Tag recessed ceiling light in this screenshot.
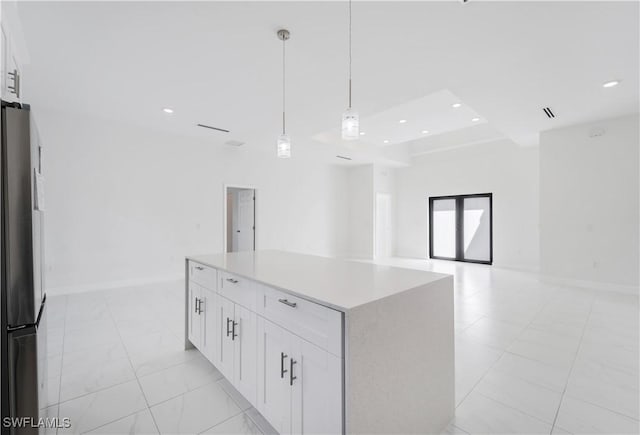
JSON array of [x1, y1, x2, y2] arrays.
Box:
[[399, 119, 407, 124], [163, 107, 174, 114], [383, 140, 389, 144], [471, 117, 480, 122], [602, 80, 620, 88], [422, 130, 430, 134], [359, 132, 366, 135], [452, 103, 462, 108]]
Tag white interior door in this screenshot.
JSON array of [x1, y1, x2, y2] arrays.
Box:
[[375, 193, 392, 259], [230, 188, 255, 252]]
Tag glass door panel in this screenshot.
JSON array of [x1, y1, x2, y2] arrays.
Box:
[[431, 198, 457, 259], [463, 197, 492, 262]]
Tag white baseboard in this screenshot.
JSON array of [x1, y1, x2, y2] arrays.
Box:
[[540, 275, 639, 296], [46, 274, 184, 296]]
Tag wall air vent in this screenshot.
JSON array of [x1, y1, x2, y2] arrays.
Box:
[[224, 140, 245, 147], [196, 123, 230, 133], [336, 155, 352, 160], [542, 107, 555, 118]]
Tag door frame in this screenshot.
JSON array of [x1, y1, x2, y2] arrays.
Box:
[[223, 184, 257, 253], [428, 192, 493, 265]]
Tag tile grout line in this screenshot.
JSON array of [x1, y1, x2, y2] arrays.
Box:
[[103, 296, 162, 435], [549, 292, 596, 432], [455, 294, 556, 410], [196, 408, 247, 435]]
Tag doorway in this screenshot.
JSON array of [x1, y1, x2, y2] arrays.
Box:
[[428, 193, 492, 264], [375, 193, 392, 259], [225, 187, 255, 252]]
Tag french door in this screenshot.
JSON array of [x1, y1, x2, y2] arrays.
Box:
[[429, 193, 492, 265]]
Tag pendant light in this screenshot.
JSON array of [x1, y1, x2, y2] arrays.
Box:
[[341, 0, 359, 140], [277, 29, 291, 158]]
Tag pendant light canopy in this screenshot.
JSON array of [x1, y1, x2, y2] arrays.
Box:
[[277, 29, 291, 158], [341, 0, 359, 140]]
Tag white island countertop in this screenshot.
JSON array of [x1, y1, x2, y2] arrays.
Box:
[[187, 250, 451, 312]]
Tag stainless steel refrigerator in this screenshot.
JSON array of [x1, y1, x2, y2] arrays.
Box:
[[1, 101, 47, 434]]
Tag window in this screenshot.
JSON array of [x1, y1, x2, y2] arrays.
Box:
[[429, 193, 492, 264]]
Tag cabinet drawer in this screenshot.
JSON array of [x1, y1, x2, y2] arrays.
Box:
[[188, 261, 217, 290], [219, 271, 258, 312], [260, 285, 342, 357]]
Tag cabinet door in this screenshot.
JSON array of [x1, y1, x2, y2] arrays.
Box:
[[216, 296, 235, 380], [187, 281, 202, 348], [200, 288, 217, 364], [291, 338, 343, 435], [233, 304, 257, 406], [257, 318, 293, 435]]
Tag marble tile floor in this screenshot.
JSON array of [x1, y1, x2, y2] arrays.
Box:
[[44, 260, 639, 434]]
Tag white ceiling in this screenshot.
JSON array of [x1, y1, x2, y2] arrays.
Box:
[[12, 0, 640, 166], [312, 89, 487, 147]]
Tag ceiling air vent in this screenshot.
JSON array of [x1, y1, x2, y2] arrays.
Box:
[[224, 140, 244, 147], [542, 107, 555, 119], [196, 123, 230, 133]]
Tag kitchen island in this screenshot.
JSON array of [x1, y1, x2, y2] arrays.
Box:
[[184, 250, 454, 434]]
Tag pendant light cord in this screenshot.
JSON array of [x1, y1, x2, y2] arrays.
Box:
[[282, 35, 286, 135], [348, 0, 352, 109]]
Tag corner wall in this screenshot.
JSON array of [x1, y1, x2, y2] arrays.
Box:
[[540, 114, 639, 291]]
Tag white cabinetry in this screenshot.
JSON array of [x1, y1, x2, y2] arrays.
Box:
[[257, 317, 342, 435], [200, 287, 217, 363], [187, 280, 217, 363], [214, 294, 258, 404], [188, 281, 202, 347], [233, 303, 257, 404], [186, 260, 343, 434], [291, 338, 342, 435], [257, 318, 294, 434], [215, 295, 235, 380]]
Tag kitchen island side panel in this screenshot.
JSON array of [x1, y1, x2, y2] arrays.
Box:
[[345, 276, 454, 434]]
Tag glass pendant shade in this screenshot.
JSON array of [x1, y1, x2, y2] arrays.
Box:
[[341, 107, 359, 140], [277, 134, 291, 158]]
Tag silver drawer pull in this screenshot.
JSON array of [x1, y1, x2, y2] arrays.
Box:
[[195, 266, 204, 271], [226, 278, 239, 284], [278, 298, 297, 308]]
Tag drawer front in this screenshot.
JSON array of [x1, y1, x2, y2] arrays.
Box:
[[260, 285, 342, 357], [188, 261, 217, 290], [219, 271, 258, 311]]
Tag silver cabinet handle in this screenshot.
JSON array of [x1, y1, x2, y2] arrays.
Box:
[[197, 298, 204, 315], [226, 317, 233, 337], [195, 266, 204, 271], [280, 352, 288, 378], [278, 299, 297, 308], [226, 278, 239, 284], [8, 69, 19, 98], [194, 298, 199, 313], [232, 321, 238, 341], [289, 359, 297, 386]]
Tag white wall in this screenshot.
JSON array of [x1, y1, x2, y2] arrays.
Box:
[[36, 108, 349, 293], [540, 114, 639, 290], [347, 165, 374, 259], [395, 140, 540, 271]]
